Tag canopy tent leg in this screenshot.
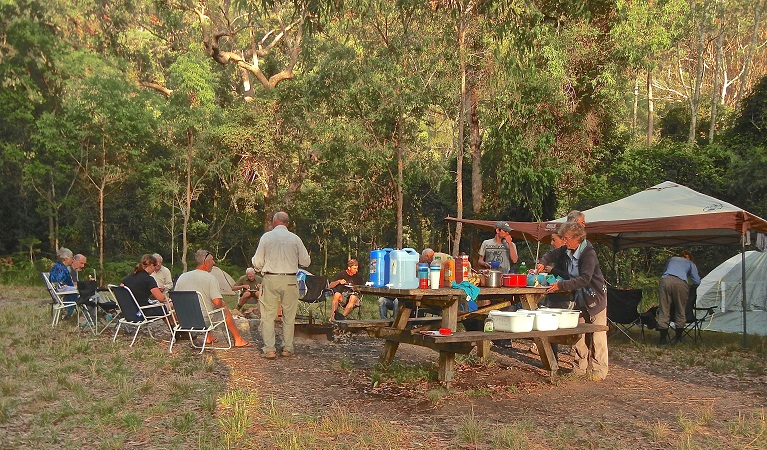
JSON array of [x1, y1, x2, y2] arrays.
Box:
[[741, 238, 748, 348]]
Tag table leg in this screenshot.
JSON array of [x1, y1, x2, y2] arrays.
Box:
[[523, 293, 559, 375], [379, 302, 413, 367], [477, 340, 491, 359], [436, 299, 459, 384]]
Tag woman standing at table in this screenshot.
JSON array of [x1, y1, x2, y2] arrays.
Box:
[[544, 221, 608, 380]]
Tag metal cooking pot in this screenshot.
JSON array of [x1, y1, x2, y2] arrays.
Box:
[[481, 270, 503, 287]]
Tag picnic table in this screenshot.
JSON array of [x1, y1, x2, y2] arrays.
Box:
[[354, 285, 608, 385]]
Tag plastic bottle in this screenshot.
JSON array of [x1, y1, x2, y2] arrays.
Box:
[[417, 263, 429, 289], [518, 262, 527, 274], [443, 257, 455, 287], [484, 316, 494, 332], [429, 257, 442, 289]]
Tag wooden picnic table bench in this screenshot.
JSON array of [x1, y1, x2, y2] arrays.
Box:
[[355, 285, 609, 386], [333, 316, 442, 330]]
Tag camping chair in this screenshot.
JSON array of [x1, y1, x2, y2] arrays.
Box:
[[42, 272, 79, 327], [298, 274, 332, 324], [606, 288, 646, 344], [679, 286, 715, 343], [168, 291, 231, 353], [108, 284, 173, 346]]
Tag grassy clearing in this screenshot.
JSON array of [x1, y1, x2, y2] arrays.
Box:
[[4, 284, 767, 448]]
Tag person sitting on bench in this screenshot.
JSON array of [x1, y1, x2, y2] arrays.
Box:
[[329, 259, 364, 321]]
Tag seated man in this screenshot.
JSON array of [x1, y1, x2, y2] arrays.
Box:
[[175, 249, 253, 347], [69, 254, 88, 283], [232, 267, 262, 310], [378, 297, 398, 320], [329, 259, 364, 321], [151, 253, 174, 295]]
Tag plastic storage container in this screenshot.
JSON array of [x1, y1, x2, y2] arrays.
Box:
[[530, 310, 560, 331], [389, 248, 419, 289], [489, 310, 535, 332], [538, 308, 580, 328]]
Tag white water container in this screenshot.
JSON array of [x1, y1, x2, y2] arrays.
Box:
[[539, 308, 580, 329], [389, 248, 419, 289]]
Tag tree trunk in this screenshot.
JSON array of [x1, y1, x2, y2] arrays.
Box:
[[453, 24, 467, 257], [735, 0, 765, 110], [182, 136, 193, 272], [647, 69, 654, 146], [632, 77, 639, 141], [688, 3, 706, 145], [709, 26, 724, 144], [396, 114, 404, 249]]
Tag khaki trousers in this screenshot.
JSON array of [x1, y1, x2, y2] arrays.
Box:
[[259, 274, 299, 353], [573, 308, 608, 380]]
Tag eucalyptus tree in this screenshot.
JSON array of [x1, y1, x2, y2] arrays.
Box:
[[35, 52, 158, 276], [0, 0, 70, 253]]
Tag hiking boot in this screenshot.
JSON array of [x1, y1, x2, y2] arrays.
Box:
[[658, 328, 669, 345], [261, 351, 277, 360], [281, 350, 294, 357]]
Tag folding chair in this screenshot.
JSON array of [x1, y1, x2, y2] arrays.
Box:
[[41, 272, 79, 327], [679, 286, 715, 343], [298, 274, 332, 324], [606, 287, 645, 344], [168, 291, 231, 353], [108, 284, 172, 346]]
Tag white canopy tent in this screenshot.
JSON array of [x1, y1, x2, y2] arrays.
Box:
[[446, 181, 767, 342]]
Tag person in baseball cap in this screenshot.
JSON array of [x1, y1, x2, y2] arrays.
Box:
[[478, 220, 519, 273], [495, 221, 513, 232]]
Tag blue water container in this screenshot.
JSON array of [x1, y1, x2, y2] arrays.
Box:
[[369, 248, 393, 287], [389, 248, 419, 289]]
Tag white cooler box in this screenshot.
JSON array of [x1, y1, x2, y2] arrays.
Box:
[[488, 310, 535, 333]]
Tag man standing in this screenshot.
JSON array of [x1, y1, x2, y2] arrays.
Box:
[[232, 267, 262, 310], [329, 259, 364, 321], [252, 211, 311, 359], [477, 221, 519, 273], [151, 253, 174, 294], [657, 250, 701, 345], [175, 249, 253, 348]]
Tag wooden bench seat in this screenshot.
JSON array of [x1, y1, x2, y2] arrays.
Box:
[[334, 316, 442, 330], [420, 323, 608, 345]]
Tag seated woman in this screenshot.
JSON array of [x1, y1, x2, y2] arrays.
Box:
[[121, 254, 174, 325], [49, 247, 78, 315]]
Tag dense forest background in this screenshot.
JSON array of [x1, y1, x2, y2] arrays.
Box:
[[2, 0, 766, 283]]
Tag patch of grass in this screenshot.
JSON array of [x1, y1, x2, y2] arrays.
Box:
[[458, 407, 485, 446], [492, 420, 534, 449], [467, 387, 493, 397], [383, 361, 436, 383], [172, 411, 196, 433], [219, 389, 257, 445], [426, 388, 450, 404], [707, 358, 733, 373], [0, 397, 15, 423], [648, 419, 672, 443], [729, 408, 766, 442], [121, 412, 142, 432]]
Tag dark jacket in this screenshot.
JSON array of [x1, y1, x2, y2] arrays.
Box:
[[544, 241, 607, 318], [538, 246, 570, 280]]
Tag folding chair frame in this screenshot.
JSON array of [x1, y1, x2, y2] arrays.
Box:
[[168, 291, 231, 354], [108, 284, 173, 346], [606, 288, 645, 345], [298, 275, 332, 324], [42, 272, 79, 328]]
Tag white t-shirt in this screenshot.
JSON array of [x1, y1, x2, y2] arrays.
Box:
[[175, 269, 222, 314]]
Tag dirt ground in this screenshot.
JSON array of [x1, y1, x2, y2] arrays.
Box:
[[220, 317, 767, 448]]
